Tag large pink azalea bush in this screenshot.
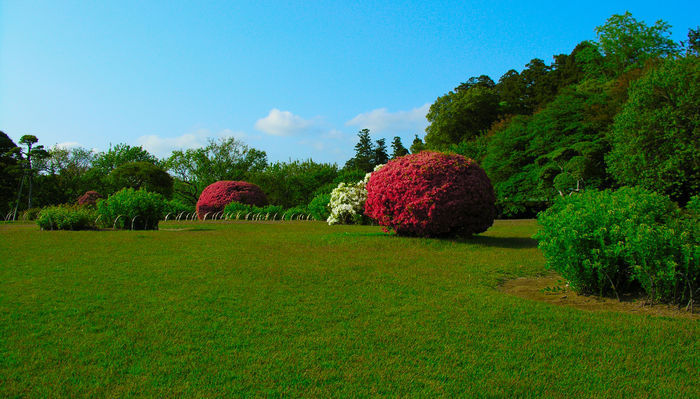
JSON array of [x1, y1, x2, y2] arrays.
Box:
[[365, 151, 495, 237], [196, 181, 267, 219]]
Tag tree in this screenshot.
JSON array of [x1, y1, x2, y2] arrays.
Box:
[[424, 86, 500, 149], [594, 12, 678, 76], [607, 56, 700, 204], [109, 161, 174, 198], [344, 129, 375, 172], [0, 132, 22, 216], [373, 138, 389, 166], [20, 146, 100, 207], [92, 143, 159, 175], [456, 75, 495, 92], [391, 136, 409, 158], [249, 160, 339, 208], [166, 137, 267, 205], [410, 134, 426, 154], [14, 135, 48, 215], [684, 27, 700, 56]]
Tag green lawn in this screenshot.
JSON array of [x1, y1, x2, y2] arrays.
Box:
[[0, 220, 697, 397]]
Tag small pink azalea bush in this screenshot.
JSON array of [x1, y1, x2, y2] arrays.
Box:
[[365, 151, 496, 237], [76, 190, 103, 207], [196, 181, 267, 219]]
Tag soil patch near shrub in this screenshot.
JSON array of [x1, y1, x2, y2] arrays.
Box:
[[500, 274, 698, 319]]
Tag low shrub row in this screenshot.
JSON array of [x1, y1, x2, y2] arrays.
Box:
[[535, 188, 698, 305], [37, 205, 97, 230], [223, 202, 312, 220]]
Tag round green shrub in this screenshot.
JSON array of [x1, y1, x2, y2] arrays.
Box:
[[37, 205, 97, 230], [307, 193, 331, 221], [97, 188, 166, 230], [534, 187, 698, 304]]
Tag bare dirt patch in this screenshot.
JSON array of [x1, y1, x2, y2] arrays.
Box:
[[500, 274, 698, 319]]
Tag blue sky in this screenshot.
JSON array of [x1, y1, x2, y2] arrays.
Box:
[[1, 1, 697, 164]]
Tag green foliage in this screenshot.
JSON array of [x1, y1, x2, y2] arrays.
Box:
[[535, 188, 698, 304], [0, 131, 22, 214], [307, 193, 331, 221], [449, 135, 490, 164], [686, 195, 700, 213], [282, 205, 308, 220], [222, 202, 286, 219], [109, 161, 174, 198], [594, 12, 678, 76], [97, 188, 166, 230], [425, 86, 500, 149], [164, 199, 194, 217], [345, 129, 376, 172], [409, 134, 426, 154], [20, 207, 42, 221], [483, 80, 613, 215], [92, 143, 159, 175], [36, 205, 96, 230], [390, 136, 409, 158], [250, 159, 338, 209], [373, 138, 389, 166], [607, 56, 700, 204]]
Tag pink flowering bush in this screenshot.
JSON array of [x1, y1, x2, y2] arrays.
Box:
[[365, 151, 496, 237], [77, 190, 103, 207], [196, 181, 267, 219]]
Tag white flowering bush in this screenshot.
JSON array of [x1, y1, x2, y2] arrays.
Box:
[[327, 165, 383, 225]]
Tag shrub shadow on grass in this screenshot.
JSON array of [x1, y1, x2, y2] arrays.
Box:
[[454, 235, 538, 249]]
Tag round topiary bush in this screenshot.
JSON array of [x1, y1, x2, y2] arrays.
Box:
[[77, 190, 103, 207], [365, 151, 495, 237], [196, 181, 267, 219]]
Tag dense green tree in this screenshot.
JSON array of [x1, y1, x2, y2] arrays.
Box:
[[594, 12, 678, 76], [607, 56, 700, 204], [92, 143, 159, 175], [449, 135, 490, 164], [424, 86, 500, 148], [409, 134, 426, 153], [483, 80, 613, 216], [344, 129, 375, 172], [496, 69, 526, 115], [373, 138, 389, 166], [109, 161, 174, 198], [33, 146, 98, 205], [685, 27, 700, 55], [0, 132, 22, 216], [390, 136, 409, 158], [250, 160, 339, 208], [456, 75, 495, 92]]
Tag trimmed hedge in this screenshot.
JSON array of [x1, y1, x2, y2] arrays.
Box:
[[535, 187, 699, 304], [365, 151, 496, 237], [37, 205, 97, 230]]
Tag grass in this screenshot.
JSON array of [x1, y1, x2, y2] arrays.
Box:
[[0, 220, 697, 397]]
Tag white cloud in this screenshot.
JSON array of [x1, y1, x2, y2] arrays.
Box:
[[346, 103, 430, 133], [54, 141, 81, 149], [137, 129, 246, 158], [254, 109, 319, 136]]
